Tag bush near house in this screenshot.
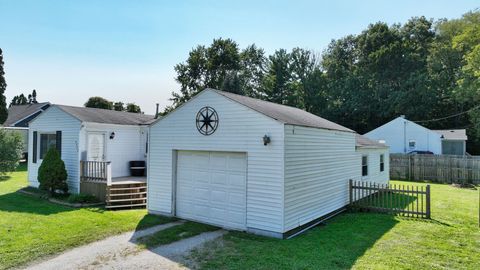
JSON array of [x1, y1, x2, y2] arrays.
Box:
[[37, 148, 68, 195], [0, 129, 23, 175]]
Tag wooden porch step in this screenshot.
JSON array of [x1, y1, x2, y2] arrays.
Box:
[[107, 186, 147, 191], [105, 203, 147, 209], [105, 181, 147, 210], [108, 191, 147, 197], [107, 197, 146, 203]]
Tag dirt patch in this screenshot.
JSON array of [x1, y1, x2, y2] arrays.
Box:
[[182, 235, 228, 269], [451, 183, 477, 190]]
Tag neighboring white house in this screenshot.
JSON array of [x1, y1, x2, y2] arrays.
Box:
[[28, 105, 154, 193], [355, 134, 390, 184], [432, 129, 468, 156], [147, 88, 389, 238], [364, 116, 468, 155], [1, 102, 50, 156]]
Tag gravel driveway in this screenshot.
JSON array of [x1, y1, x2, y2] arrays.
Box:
[[22, 221, 225, 270]]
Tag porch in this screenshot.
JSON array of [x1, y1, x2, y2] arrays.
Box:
[[80, 161, 147, 209]]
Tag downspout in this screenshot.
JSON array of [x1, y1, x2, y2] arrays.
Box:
[[403, 120, 407, 153]]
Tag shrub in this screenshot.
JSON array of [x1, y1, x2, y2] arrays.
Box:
[[67, 193, 100, 204], [0, 129, 23, 175], [38, 147, 68, 195]]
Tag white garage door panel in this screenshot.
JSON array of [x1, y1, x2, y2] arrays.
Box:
[[176, 151, 247, 230]]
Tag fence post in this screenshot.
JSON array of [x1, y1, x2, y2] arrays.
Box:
[[349, 179, 353, 206], [425, 184, 431, 219]]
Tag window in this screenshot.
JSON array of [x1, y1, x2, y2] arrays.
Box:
[[362, 155, 368, 176], [380, 154, 385, 172], [409, 140, 416, 149], [40, 133, 57, 159]]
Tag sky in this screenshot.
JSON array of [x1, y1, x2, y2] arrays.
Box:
[[1, 0, 478, 114]]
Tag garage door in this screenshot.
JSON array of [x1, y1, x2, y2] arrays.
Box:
[[176, 151, 247, 230]]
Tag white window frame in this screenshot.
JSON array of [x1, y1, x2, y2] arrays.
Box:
[[362, 155, 368, 177]]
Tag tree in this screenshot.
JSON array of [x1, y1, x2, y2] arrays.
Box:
[[0, 129, 23, 175], [113, 101, 125, 111], [168, 38, 266, 112], [84, 97, 113, 110], [37, 147, 68, 195], [10, 90, 39, 106], [9, 94, 28, 106], [125, 103, 141, 113], [0, 48, 7, 124], [261, 49, 295, 105]]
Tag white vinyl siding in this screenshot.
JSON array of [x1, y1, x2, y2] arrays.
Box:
[[365, 117, 442, 154], [356, 148, 389, 185], [148, 90, 285, 233], [28, 106, 81, 193], [80, 123, 147, 178], [283, 125, 358, 232]]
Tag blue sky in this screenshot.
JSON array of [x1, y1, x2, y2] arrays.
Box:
[[1, 0, 478, 114]]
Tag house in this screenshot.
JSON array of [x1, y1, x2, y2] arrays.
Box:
[[28, 105, 155, 207], [1, 102, 50, 157], [147, 88, 389, 238], [432, 129, 467, 156], [364, 116, 468, 155]]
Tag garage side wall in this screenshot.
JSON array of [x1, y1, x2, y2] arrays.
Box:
[[356, 148, 390, 185], [148, 90, 285, 233], [28, 107, 81, 193], [284, 125, 357, 232]]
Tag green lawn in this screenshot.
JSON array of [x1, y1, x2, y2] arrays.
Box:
[[0, 164, 175, 270], [189, 181, 480, 270]]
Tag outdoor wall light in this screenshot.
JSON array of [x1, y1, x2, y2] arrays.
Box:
[[110, 132, 115, 140], [263, 135, 271, 146]]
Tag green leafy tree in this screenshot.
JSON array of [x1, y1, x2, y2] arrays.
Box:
[[261, 49, 295, 105], [10, 90, 38, 106], [84, 97, 113, 110], [0, 129, 23, 175], [9, 94, 28, 106], [113, 101, 125, 111], [125, 103, 141, 113], [0, 48, 7, 124], [168, 38, 266, 112], [37, 147, 68, 195]]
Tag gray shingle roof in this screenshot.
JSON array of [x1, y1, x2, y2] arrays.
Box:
[[2, 102, 50, 127], [433, 129, 468, 141], [211, 89, 354, 133], [355, 134, 388, 149], [56, 105, 155, 125]]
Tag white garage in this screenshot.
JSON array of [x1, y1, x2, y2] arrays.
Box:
[[147, 88, 389, 238], [176, 151, 247, 230]]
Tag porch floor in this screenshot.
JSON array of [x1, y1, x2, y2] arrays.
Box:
[[111, 176, 147, 185]]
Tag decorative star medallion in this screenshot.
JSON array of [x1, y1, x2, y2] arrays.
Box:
[[196, 106, 219, 135]]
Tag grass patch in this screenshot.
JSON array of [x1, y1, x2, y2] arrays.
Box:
[[0, 165, 176, 270], [188, 181, 480, 270], [137, 221, 219, 249]]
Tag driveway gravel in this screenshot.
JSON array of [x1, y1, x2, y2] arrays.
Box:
[[22, 221, 225, 270]]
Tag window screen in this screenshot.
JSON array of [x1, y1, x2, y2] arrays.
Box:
[[362, 155, 368, 176], [40, 134, 57, 159]]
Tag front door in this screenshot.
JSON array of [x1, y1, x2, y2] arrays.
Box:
[[87, 133, 106, 161]]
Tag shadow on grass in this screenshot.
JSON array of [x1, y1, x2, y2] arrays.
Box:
[[0, 175, 11, 182], [188, 213, 400, 270], [0, 191, 75, 215]]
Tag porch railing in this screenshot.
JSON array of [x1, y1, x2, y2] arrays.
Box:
[[80, 161, 112, 186]]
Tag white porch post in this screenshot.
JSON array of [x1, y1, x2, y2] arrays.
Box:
[[106, 161, 112, 186]]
